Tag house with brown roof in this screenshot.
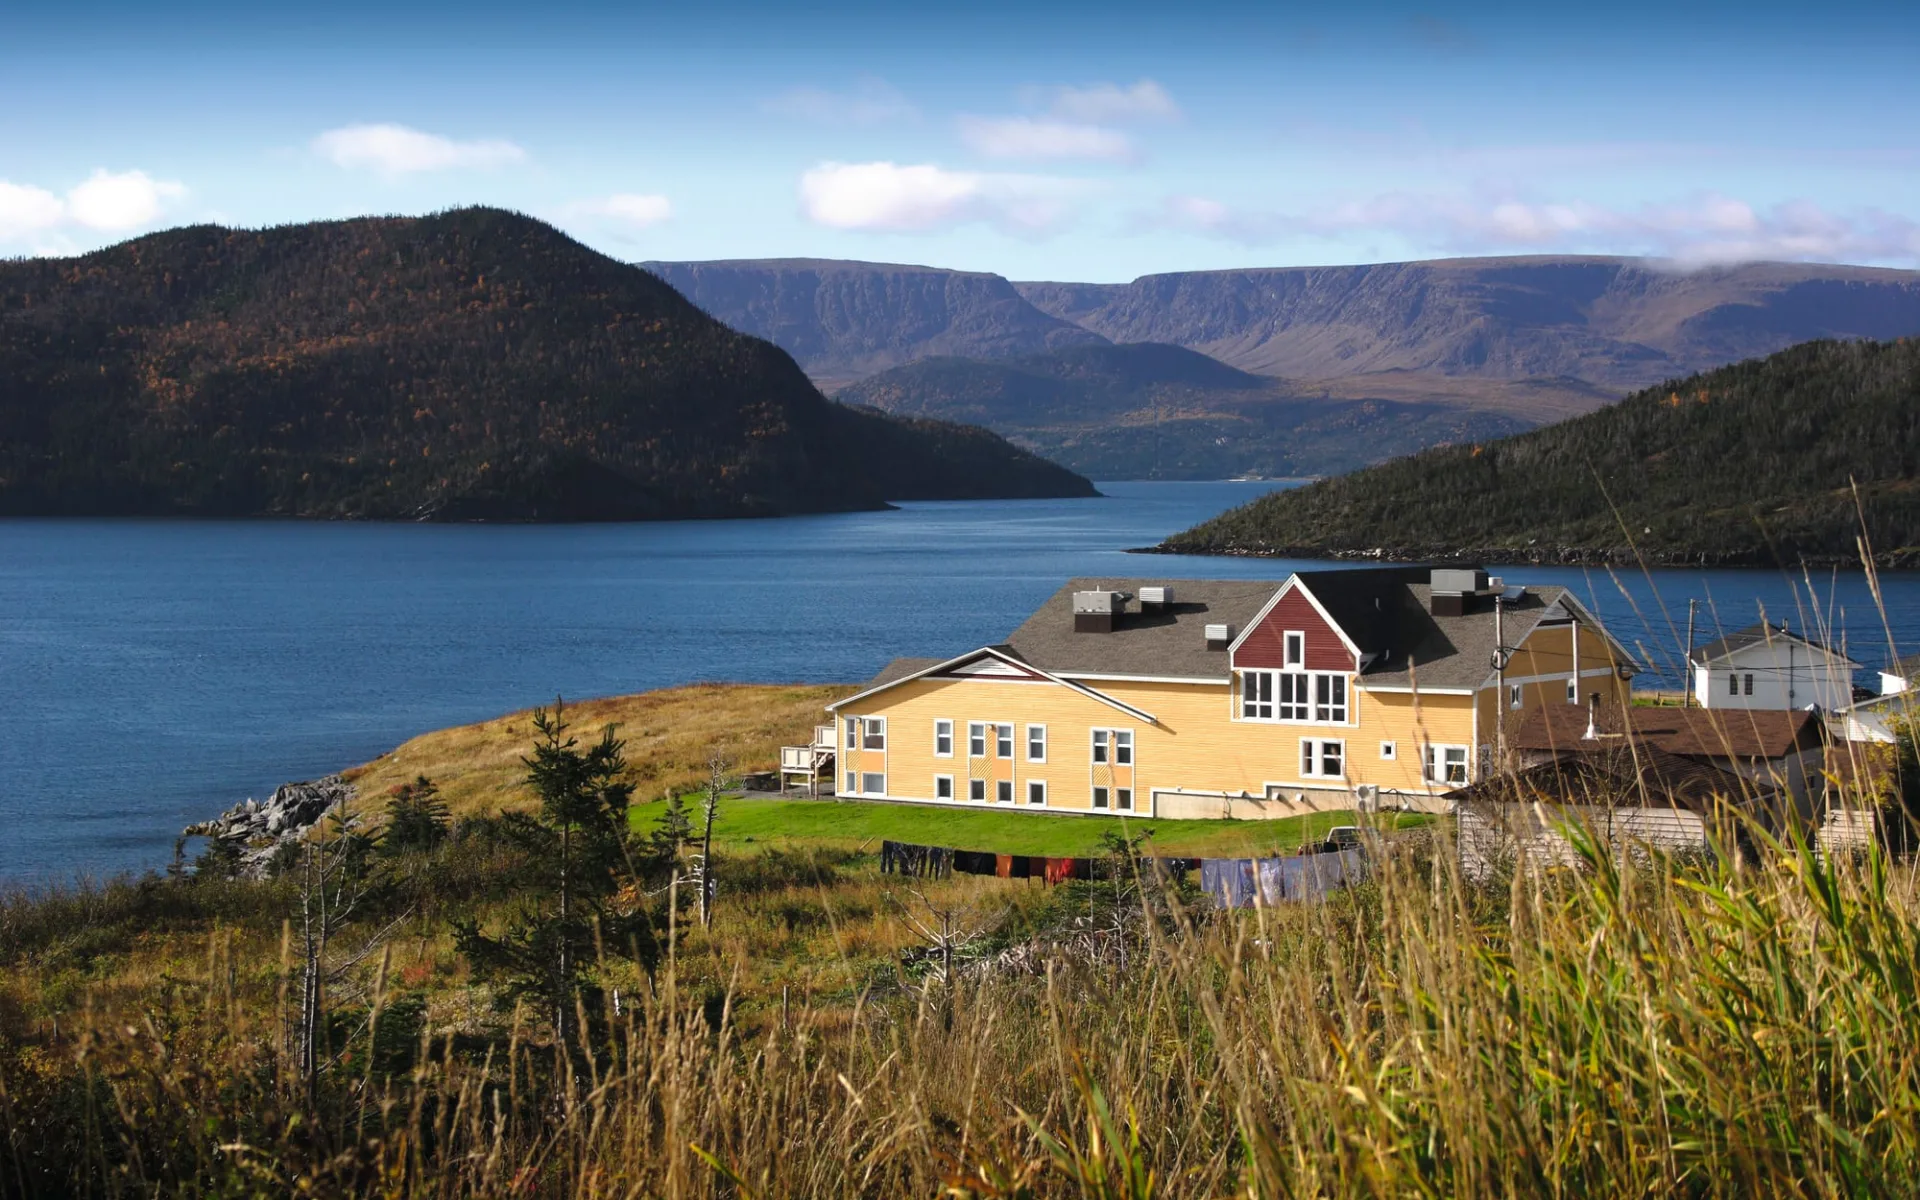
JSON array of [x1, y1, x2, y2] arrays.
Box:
[[1450, 699, 1828, 875], [819, 566, 1637, 819]]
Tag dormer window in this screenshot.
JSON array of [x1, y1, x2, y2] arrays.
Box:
[[1283, 631, 1305, 669]]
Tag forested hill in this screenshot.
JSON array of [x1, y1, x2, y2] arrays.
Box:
[[1156, 338, 1920, 568], [0, 209, 1093, 521]]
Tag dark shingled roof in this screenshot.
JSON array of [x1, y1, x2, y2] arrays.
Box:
[[1689, 621, 1856, 666], [1449, 745, 1764, 810], [862, 657, 944, 689], [997, 571, 1600, 691], [1514, 702, 1821, 761]]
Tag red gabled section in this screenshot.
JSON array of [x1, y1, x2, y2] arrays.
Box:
[[1233, 585, 1356, 672]]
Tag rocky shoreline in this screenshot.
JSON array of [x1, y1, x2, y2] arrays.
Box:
[[1132, 542, 1919, 570], [182, 775, 357, 877]]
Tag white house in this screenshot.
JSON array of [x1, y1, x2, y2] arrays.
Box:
[[1879, 652, 1920, 697], [1688, 622, 1859, 712]]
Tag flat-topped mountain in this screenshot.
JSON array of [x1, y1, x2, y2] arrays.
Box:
[[640, 257, 1107, 389], [1156, 337, 1920, 568], [0, 210, 1093, 520], [838, 342, 1532, 479], [1014, 257, 1920, 393]]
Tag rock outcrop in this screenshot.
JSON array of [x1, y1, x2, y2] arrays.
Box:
[[183, 775, 356, 875]]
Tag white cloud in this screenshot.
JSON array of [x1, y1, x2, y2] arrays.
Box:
[[0, 181, 66, 239], [1044, 79, 1180, 123], [766, 78, 917, 125], [0, 170, 187, 247], [1155, 190, 1920, 264], [66, 169, 187, 231], [957, 116, 1134, 162], [564, 193, 673, 227], [312, 123, 526, 175], [798, 161, 1086, 234]]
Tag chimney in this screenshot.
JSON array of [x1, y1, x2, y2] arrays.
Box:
[[1139, 585, 1173, 615], [1073, 590, 1127, 634], [1428, 567, 1490, 616], [1584, 692, 1601, 741]]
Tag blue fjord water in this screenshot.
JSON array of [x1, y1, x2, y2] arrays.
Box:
[[5, 479, 1919, 883]]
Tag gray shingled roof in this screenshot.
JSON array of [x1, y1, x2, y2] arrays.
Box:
[[862, 657, 944, 689], [996, 572, 1591, 692], [1689, 621, 1856, 666]]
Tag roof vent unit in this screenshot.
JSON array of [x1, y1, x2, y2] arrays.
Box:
[[1429, 567, 1492, 617], [1073, 589, 1128, 634], [1138, 585, 1173, 614], [1205, 622, 1232, 650]]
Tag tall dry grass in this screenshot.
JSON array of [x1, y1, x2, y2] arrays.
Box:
[[8, 822, 1920, 1198]]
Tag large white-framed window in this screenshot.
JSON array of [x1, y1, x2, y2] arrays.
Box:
[[934, 719, 954, 758], [969, 778, 987, 802], [1424, 744, 1470, 786], [1314, 674, 1348, 722], [1283, 630, 1305, 668], [1241, 669, 1345, 723], [935, 775, 954, 801], [1026, 724, 1047, 762], [1279, 672, 1311, 721], [996, 779, 1014, 804], [995, 723, 1015, 759], [968, 721, 987, 757], [1241, 670, 1275, 719], [861, 772, 886, 795], [844, 717, 858, 750], [860, 717, 886, 751], [1300, 738, 1345, 779], [1027, 779, 1047, 806]]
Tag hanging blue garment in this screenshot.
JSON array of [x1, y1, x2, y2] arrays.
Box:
[[1256, 858, 1285, 905], [1201, 858, 1257, 908]]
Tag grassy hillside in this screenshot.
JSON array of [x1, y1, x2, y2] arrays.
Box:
[[839, 342, 1532, 479], [0, 209, 1092, 520], [1160, 337, 1920, 566]]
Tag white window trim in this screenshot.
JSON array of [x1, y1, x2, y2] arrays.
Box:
[[1283, 629, 1306, 669], [860, 771, 887, 796], [1237, 668, 1352, 726], [934, 774, 954, 801], [934, 718, 954, 758], [968, 777, 987, 803], [844, 770, 857, 795], [860, 716, 887, 751], [1423, 743, 1472, 787], [1114, 786, 1134, 812], [1026, 723, 1047, 763], [994, 722, 1016, 760], [1299, 737, 1346, 779], [1092, 785, 1110, 809], [967, 721, 987, 758], [1026, 779, 1047, 806], [1380, 740, 1397, 761], [844, 716, 858, 750], [996, 778, 1015, 805]]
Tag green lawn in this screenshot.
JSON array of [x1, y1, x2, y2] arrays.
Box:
[[633, 795, 1430, 858]]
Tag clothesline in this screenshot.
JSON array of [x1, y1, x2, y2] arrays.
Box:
[[877, 838, 1369, 905]]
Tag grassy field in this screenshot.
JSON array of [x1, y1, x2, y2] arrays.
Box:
[[638, 793, 1427, 857], [344, 682, 850, 818]]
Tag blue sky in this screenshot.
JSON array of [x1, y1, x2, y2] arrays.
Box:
[[3, 0, 1918, 280]]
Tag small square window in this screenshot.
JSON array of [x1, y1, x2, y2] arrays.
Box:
[[1092, 786, 1109, 809], [1380, 741, 1397, 761], [862, 718, 886, 750], [935, 775, 954, 800], [861, 772, 886, 795], [969, 778, 986, 802], [1027, 780, 1046, 806], [997, 779, 1014, 804], [1115, 788, 1132, 811]]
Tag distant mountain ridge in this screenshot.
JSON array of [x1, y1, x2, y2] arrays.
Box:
[[640, 258, 1106, 389], [838, 343, 1531, 480], [0, 210, 1094, 520], [1155, 338, 1920, 568], [1014, 257, 1920, 392]]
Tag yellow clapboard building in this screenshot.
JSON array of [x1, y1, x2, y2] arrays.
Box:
[[824, 566, 1637, 818]]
